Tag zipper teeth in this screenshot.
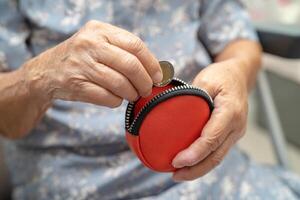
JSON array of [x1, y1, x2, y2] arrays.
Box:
[[125, 78, 213, 133]]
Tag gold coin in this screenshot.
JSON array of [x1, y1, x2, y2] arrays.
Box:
[[154, 61, 174, 87]]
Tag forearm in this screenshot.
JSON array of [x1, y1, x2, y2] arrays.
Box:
[[214, 39, 262, 91], [0, 66, 51, 139]]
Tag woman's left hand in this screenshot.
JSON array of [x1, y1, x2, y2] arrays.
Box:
[[172, 58, 249, 181]]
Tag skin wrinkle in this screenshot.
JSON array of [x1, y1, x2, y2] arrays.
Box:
[[0, 20, 163, 138], [61, 54, 70, 62]]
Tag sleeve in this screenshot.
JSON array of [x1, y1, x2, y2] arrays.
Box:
[[0, 0, 31, 71], [197, 0, 258, 57]]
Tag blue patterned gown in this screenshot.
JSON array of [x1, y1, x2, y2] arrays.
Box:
[[0, 0, 300, 199]]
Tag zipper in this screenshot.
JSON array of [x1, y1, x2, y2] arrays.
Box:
[[125, 78, 214, 135]]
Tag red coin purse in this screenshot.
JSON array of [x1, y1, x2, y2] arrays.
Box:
[[125, 78, 214, 172]]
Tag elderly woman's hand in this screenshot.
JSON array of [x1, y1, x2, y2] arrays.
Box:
[[25, 20, 162, 107], [0, 20, 163, 138], [171, 58, 249, 181]]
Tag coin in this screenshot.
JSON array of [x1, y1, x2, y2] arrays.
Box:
[[154, 61, 174, 87]]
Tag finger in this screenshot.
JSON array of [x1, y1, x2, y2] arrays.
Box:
[[103, 24, 163, 83], [172, 104, 233, 168], [95, 43, 153, 97], [72, 82, 123, 108], [88, 62, 139, 102], [192, 74, 219, 99], [172, 132, 238, 182]]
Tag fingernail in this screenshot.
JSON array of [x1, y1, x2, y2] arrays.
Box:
[[153, 71, 163, 83], [172, 163, 179, 168], [172, 161, 183, 169]]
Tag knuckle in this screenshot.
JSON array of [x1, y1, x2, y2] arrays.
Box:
[[71, 79, 85, 93], [100, 42, 110, 52], [66, 56, 81, 68], [128, 36, 145, 54], [94, 64, 107, 79], [66, 80, 86, 101], [123, 55, 141, 76], [72, 35, 94, 51], [85, 20, 101, 28], [204, 137, 221, 152], [194, 75, 211, 88]]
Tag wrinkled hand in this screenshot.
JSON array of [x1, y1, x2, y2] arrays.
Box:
[[25, 20, 162, 107], [172, 59, 249, 181]]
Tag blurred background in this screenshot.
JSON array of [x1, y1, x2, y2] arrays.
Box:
[[0, 0, 300, 198], [238, 0, 300, 174]]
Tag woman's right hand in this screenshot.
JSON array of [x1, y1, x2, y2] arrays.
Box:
[[24, 20, 163, 107]]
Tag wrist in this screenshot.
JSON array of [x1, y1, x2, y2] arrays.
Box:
[[20, 55, 54, 106], [0, 66, 52, 138], [225, 57, 256, 92], [215, 40, 262, 91]]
